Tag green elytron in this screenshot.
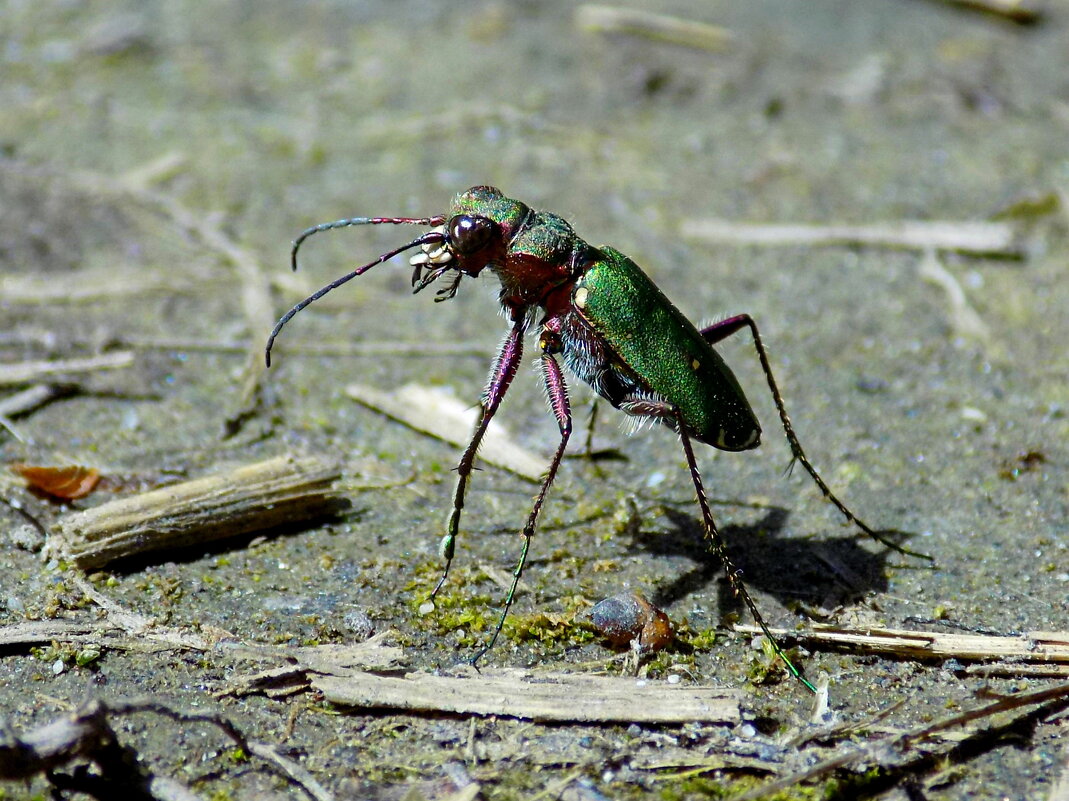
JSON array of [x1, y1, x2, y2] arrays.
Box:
[[267, 186, 929, 691]]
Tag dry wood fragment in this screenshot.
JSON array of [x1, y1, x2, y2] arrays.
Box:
[[53, 455, 346, 568], [736, 624, 1069, 667], [313, 666, 741, 724], [918, 248, 990, 342], [220, 633, 406, 698], [0, 384, 76, 417], [125, 335, 487, 357], [0, 615, 405, 676], [346, 383, 546, 481], [735, 682, 1069, 801], [0, 352, 134, 386], [928, 0, 1043, 24], [966, 663, 1069, 679], [0, 618, 145, 650], [681, 218, 1023, 257], [576, 5, 734, 51], [0, 697, 336, 801]]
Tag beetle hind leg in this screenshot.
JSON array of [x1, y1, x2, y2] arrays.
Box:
[[701, 316, 932, 562], [674, 408, 817, 693]]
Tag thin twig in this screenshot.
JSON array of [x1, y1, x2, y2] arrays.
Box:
[[0, 413, 21, 441], [681, 218, 1024, 257], [0, 383, 77, 417], [925, 0, 1043, 24], [0, 698, 336, 801], [917, 249, 990, 342], [0, 352, 134, 386], [575, 5, 734, 51], [120, 335, 487, 358], [735, 624, 1069, 667], [244, 741, 336, 801], [0, 270, 209, 304]]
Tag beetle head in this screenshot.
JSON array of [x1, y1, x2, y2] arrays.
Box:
[[410, 186, 529, 279]]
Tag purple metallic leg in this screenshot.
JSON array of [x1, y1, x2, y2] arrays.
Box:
[[472, 353, 573, 664], [432, 315, 527, 599]]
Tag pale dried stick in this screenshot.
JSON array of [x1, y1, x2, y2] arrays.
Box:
[[917, 248, 990, 342], [928, 0, 1043, 24], [736, 623, 1069, 667], [313, 666, 741, 724], [576, 5, 734, 51], [0, 352, 134, 386], [346, 383, 546, 480], [53, 455, 345, 568], [681, 218, 1023, 257]]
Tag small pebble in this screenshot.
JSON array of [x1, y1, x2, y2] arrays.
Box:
[[342, 608, 375, 639]]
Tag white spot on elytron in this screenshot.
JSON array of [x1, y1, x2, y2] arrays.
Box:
[[691, 358, 700, 371], [575, 286, 589, 308], [715, 429, 728, 448]]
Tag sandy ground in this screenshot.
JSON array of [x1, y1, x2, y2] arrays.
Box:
[[1, 2, 1067, 799]]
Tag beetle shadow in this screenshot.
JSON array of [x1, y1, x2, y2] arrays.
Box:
[[626, 502, 892, 622]]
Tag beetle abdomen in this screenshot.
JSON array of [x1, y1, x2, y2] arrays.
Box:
[[571, 247, 761, 452]]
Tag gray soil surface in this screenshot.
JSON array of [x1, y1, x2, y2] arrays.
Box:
[[2, 2, 1067, 799]]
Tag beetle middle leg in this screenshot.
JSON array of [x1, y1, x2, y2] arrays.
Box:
[[471, 350, 573, 665], [700, 315, 931, 561]]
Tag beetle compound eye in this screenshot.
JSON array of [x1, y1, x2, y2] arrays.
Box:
[[449, 215, 494, 255]]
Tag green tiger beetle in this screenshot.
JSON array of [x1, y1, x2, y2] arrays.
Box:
[[266, 186, 931, 692]]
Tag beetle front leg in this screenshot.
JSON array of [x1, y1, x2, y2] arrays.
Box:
[[700, 315, 931, 561], [472, 351, 572, 664], [432, 314, 527, 600]]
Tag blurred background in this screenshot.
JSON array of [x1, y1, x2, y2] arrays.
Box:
[[2, 1, 1067, 799]]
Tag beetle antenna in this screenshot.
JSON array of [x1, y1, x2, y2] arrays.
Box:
[[291, 215, 446, 272], [266, 230, 445, 367]]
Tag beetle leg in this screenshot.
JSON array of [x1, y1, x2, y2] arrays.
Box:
[[431, 314, 527, 601], [700, 316, 931, 561], [699, 315, 750, 345], [674, 408, 817, 693], [472, 352, 572, 665], [579, 399, 596, 455]]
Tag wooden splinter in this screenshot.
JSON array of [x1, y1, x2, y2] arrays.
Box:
[[53, 455, 346, 569]]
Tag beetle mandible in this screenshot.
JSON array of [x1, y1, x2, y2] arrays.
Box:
[[266, 186, 929, 691]]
